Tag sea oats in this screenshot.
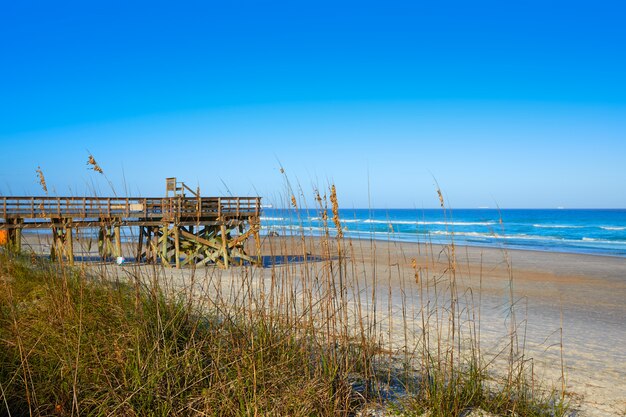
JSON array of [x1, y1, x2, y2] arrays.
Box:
[[35, 166, 48, 193], [437, 189, 445, 208], [87, 154, 104, 174], [330, 184, 342, 238]]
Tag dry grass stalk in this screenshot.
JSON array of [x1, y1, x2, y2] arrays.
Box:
[[35, 166, 47, 194], [330, 185, 342, 239], [0, 172, 571, 417]]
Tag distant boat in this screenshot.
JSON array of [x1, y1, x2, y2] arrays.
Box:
[[261, 203, 274, 209]]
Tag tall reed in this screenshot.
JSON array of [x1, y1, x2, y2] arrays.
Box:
[[0, 180, 570, 416]]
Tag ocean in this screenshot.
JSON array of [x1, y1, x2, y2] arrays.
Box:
[[260, 208, 626, 258]]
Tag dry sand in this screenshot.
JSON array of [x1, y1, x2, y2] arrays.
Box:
[[343, 239, 626, 417], [19, 233, 626, 416]]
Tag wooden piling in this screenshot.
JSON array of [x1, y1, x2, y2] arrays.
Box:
[[220, 224, 229, 269], [6, 218, 23, 253], [174, 225, 180, 269], [114, 223, 122, 258], [136, 226, 144, 263], [151, 226, 159, 263], [98, 226, 112, 260], [15, 225, 21, 253], [161, 224, 169, 266], [98, 226, 105, 259], [66, 224, 74, 266], [253, 221, 262, 266], [50, 226, 59, 261]]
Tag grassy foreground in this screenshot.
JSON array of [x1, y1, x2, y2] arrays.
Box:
[[0, 252, 358, 416], [0, 199, 570, 416]]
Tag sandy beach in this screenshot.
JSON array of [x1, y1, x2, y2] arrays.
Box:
[[256, 236, 626, 416], [20, 233, 626, 416], [345, 239, 626, 416]]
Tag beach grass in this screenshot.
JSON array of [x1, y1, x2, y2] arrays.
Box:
[[0, 251, 359, 416], [0, 185, 570, 416]]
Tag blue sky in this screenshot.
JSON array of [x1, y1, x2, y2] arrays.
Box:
[[1, 0, 625, 208]]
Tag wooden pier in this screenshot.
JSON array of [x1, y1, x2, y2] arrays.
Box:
[[0, 178, 261, 268]]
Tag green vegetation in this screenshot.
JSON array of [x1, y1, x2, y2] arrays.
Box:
[[0, 188, 570, 416], [0, 252, 357, 416]]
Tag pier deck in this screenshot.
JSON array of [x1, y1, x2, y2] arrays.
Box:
[[1, 196, 260, 227], [1, 194, 261, 269]]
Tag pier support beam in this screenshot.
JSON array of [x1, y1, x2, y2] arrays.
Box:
[[136, 226, 144, 263], [4, 218, 23, 253], [66, 223, 74, 266], [220, 224, 229, 269], [51, 226, 64, 262], [150, 226, 159, 263], [98, 225, 113, 260], [14, 226, 21, 253], [114, 222, 122, 258], [174, 225, 180, 269], [0, 218, 24, 252], [137, 226, 158, 264], [50, 221, 74, 265], [251, 217, 262, 266], [161, 224, 169, 266]]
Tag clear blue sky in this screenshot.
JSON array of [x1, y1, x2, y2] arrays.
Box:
[[1, 0, 625, 208]]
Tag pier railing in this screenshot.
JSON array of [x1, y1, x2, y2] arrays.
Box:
[[0, 196, 261, 224]]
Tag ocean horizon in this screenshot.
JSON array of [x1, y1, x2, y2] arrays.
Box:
[[260, 208, 626, 258]]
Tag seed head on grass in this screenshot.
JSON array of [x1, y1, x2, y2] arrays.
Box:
[[411, 258, 419, 284], [330, 184, 343, 238], [35, 166, 48, 193], [314, 190, 328, 221], [87, 154, 104, 174], [437, 189, 445, 209]]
